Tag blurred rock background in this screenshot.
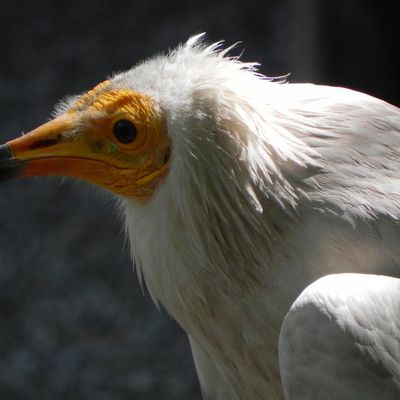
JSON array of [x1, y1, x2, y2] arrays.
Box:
[[0, 1, 398, 399]]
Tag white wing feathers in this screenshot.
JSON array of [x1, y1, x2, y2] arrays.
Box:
[[278, 84, 400, 221], [279, 274, 400, 400]]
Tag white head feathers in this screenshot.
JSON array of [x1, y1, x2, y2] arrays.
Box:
[[115, 35, 323, 308]]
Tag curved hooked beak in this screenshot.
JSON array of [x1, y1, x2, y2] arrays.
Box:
[[1, 116, 73, 180], [0, 115, 110, 184]]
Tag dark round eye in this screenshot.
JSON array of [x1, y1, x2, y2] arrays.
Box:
[[112, 119, 137, 144]]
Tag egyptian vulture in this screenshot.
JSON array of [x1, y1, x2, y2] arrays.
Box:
[[1, 35, 400, 399]]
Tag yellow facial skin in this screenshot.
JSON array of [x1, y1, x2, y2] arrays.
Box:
[[4, 82, 170, 201]]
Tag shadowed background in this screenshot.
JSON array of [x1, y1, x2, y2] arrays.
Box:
[[0, 1, 398, 399]]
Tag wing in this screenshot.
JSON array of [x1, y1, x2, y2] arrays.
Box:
[[276, 84, 400, 220], [279, 273, 400, 400]]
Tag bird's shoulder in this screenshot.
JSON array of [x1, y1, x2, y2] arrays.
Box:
[[270, 83, 400, 221]]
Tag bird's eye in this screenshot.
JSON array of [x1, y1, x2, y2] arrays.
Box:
[[112, 119, 137, 144]]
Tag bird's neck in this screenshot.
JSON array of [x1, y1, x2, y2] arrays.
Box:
[[122, 186, 303, 399]]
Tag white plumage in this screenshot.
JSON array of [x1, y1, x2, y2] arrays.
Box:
[[118, 36, 400, 399], [280, 274, 400, 399], [3, 35, 400, 399]]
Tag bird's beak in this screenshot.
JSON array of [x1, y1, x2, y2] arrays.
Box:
[[0, 115, 106, 183], [0, 114, 169, 199], [1, 116, 71, 179]]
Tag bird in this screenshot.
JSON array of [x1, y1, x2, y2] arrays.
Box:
[[1, 34, 400, 399]]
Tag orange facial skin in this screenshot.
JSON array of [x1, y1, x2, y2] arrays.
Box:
[[2, 83, 171, 201]]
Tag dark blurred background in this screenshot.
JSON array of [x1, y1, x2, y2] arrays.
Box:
[[0, 1, 398, 399]]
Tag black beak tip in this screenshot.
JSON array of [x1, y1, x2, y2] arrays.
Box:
[[0, 143, 25, 182], [0, 143, 13, 159]]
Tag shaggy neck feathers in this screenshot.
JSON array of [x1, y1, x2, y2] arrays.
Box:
[[120, 36, 320, 313]]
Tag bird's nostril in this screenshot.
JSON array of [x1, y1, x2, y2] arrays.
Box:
[[28, 137, 60, 150]]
